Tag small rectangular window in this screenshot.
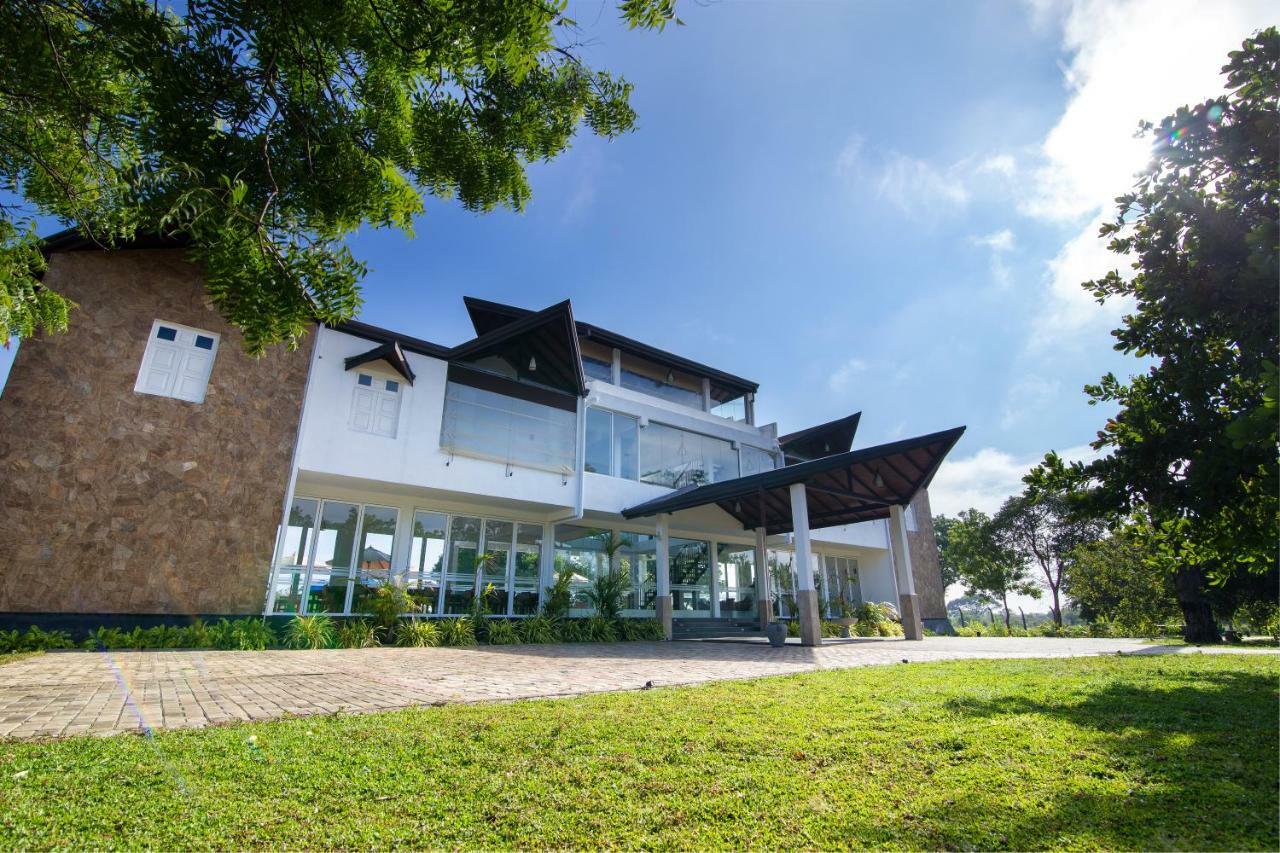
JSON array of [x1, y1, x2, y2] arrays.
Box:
[[135, 320, 219, 404], [357, 374, 373, 387], [385, 379, 399, 393]]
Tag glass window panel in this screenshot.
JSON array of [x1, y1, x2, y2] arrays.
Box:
[[385, 379, 399, 393], [639, 423, 739, 489], [580, 339, 615, 383], [710, 395, 746, 421], [619, 532, 657, 613], [307, 501, 360, 614], [740, 445, 778, 477], [358, 373, 373, 386], [554, 525, 610, 614], [669, 538, 711, 614], [512, 523, 543, 615], [444, 516, 480, 614], [620, 353, 704, 409], [718, 544, 757, 619], [481, 519, 513, 614], [279, 497, 317, 569], [156, 326, 177, 341], [194, 334, 214, 350], [767, 550, 796, 619], [585, 407, 612, 475], [351, 505, 398, 614], [270, 566, 307, 614], [441, 382, 576, 473], [407, 510, 446, 614], [615, 414, 639, 480]]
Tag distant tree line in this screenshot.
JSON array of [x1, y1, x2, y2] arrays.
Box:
[[938, 29, 1279, 644]]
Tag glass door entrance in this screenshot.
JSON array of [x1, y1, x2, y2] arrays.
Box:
[[669, 537, 712, 617], [716, 543, 757, 620]]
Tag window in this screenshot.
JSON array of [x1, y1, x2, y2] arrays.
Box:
[[740, 445, 778, 477], [554, 525, 611, 615], [407, 511, 447, 614], [585, 407, 639, 479], [767, 550, 796, 619], [580, 339, 614, 383], [134, 320, 219, 403], [441, 381, 576, 473], [822, 555, 861, 617], [710, 395, 746, 421], [620, 352, 703, 409], [717, 544, 757, 619], [350, 372, 401, 438], [639, 422, 739, 488]]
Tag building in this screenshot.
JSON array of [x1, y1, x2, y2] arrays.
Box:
[[0, 236, 963, 644]]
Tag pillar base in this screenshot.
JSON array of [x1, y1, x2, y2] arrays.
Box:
[[899, 593, 923, 641], [757, 596, 773, 631], [656, 595, 673, 640], [796, 589, 822, 647]]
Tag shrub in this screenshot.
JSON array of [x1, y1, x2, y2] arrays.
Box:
[[786, 620, 800, 638], [558, 619, 585, 643], [395, 619, 440, 647], [519, 614, 559, 644], [583, 615, 617, 643], [367, 585, 413, 638], [229, 618, 276, 650], [182, 620, 213, 648], [285, 614, 335, 650], [877, 621, 903, 637], [440, 618, 476, 647], [486, 619, 520, 645], [0, 629, 19, 654], [637, 619, 667, 640], [542, 560, 575, 620], [336, 618, 379, 648], [821, 620, 843, 638]]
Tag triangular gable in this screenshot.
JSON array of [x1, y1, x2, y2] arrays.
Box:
[[448, 300, 586, 397], [779, 412, 862, 464], [344, 340, 416, 385]]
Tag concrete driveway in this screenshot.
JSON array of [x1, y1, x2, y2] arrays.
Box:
[[0, 636, 1270, 740]]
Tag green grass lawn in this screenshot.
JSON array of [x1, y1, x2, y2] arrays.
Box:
[[1, 655, 1276, 850]]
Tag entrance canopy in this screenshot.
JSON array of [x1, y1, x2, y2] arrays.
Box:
[[621, 426, 965, 535]]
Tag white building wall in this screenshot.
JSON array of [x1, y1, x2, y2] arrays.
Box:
[[294, 327, 576, 511]]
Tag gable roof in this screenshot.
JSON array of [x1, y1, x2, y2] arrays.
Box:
[[463, 296, 759, 398], [778, 412, 862, 465], [449, 300, 586, 397], [344, 340, 417, 385], [621, 426, 965, 535]]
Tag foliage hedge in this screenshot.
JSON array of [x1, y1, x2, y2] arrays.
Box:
[[0, 615, 668, 655]]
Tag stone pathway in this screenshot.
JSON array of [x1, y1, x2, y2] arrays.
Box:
[[0, 636, 1272, 740]]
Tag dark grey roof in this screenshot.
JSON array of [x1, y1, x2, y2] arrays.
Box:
[[778, 412, 862, 464], [621, 426, 965, 535], [344, 341, 417, 385]]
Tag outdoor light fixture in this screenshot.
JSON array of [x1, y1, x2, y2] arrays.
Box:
[[528, 356, 537, 371], [665, 370, 675, 384], [873, 471, 885, 488]]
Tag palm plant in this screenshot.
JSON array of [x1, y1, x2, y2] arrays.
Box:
[[584, 534, 632, 619], [394, 619, 440, 647], [285, 614, 335, 649], [336, 619, 379, 648]]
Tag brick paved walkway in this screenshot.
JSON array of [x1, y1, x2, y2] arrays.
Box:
[[0, 636, 1271, 740]]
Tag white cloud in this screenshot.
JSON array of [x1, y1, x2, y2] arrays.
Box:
[[1017, 0, 1271, 346], [970, 228, 1016, 286], [929, 443, 1099, 517], [828, 357, 868, 391], [1022, 0, 1273, 223], [975, 154, 1017, 179], [835, 135, 969, 216], [999, 374, 1062, 429], [971, 229, 1015, 253]]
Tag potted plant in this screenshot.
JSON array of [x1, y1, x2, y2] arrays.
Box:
[[834, 596, 856, 638], [765, 619, 788, 648]]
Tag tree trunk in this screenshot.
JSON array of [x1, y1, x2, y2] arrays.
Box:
[[1174, 564, 1220, 644], [1049, 584, 1063, 627], [1001, 592, 1011, 630]]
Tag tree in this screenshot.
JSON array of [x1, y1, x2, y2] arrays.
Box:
[[1066, 533, 1180, 635], [1030, 30, 1279, 643], [931, 514, 962, 591], [993, 490, 1103, 627], [941, 509, 1040, 630], [0, 0, 679, 351]]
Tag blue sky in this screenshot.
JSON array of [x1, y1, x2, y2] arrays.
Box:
[[3, 0, 1271, 523]]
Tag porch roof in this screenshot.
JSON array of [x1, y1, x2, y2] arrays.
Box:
[[620, 426, 965, 535]]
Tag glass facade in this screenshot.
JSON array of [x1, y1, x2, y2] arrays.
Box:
[[406, 511, 446, 614], [553, 525, 611, 615], [349, 505, 399, 613], [584, 407, 638, 479], [669, 537, 712, 615], [740, 444, 779, 477], [767, 549, 796, 619], [717, 544, 757, 619], [639, 422, 739, 489], [822, 555, 862, 618], [440, 381, 576, 473], [620, 353, 704, 409]]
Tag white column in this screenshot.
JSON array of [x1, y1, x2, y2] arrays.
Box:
[[789, 483, 822, 646], [754, 526, 771, 630], [889, 504, 923, 640], [655, 513, 672, 639], [539, 520, 556, 606]]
